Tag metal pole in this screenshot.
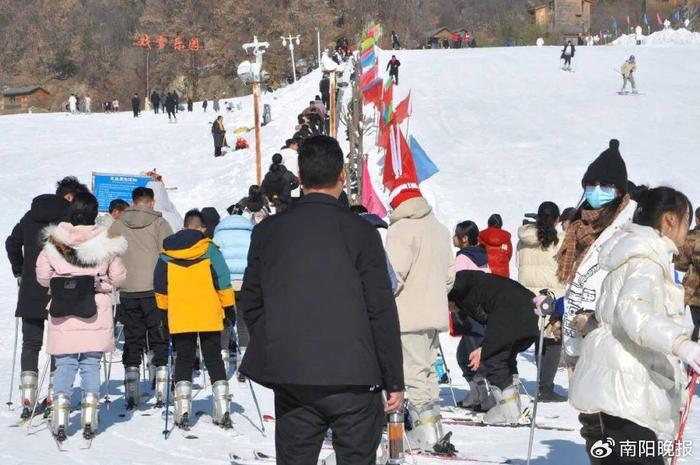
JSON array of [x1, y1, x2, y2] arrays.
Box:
[[316, 28, 321, 66], [162, 338, 173, 439], [526, 317, 547, 465], [6, 317, 19, 410], [291, 44, 297, 82], [253, 81, 262, 184]]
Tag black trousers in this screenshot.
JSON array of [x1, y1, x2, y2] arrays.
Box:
[[564, 56, 572, 67], [214, 145, 222, 157], [236, 316, 250, 348], [580, 412, 604, 465], [274, 385, 383, 465], [390, 72, 399, 85], [167, 109, 176, 120], [121, 296, 169, 368], [172, 331, 226, 383], [690, 306, 700, 341], [153, 106, 159, 114], [482, 337, 535, 390], [535, 338, 562, 392], [599, 413, 664, 465], [21, 318, 46, 372], [132, 108, 139, 117]]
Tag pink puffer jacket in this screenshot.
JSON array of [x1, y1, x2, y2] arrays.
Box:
[[36, 223, 127, 355]]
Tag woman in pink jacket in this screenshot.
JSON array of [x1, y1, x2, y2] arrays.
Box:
[[35, 192, 127, 442]]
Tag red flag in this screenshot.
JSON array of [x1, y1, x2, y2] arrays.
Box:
[[626, 16, 630, 26], [362, 157, 387, 217], [362, 79, 382, 107], [381, 79, 394, 123], [360, 46, 374, 61], [392, 92, 412, 125], [657, 13, 663, 26], [382, 123, 418, 194], [360, 65, 378, 88]]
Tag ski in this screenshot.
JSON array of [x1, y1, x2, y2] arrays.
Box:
[[194, 411, 242, 437], [79, 438, 93, 450], [53, 437, 69, 452], [408, 451, 511, 463], [441, 417, 574, 432]]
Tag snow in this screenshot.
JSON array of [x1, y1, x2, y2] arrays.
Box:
[[1, 43, 700, 464], [612, 27, 700, 46]]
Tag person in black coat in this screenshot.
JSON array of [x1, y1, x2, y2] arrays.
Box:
[[387, 55, 401, 85], [238, 135, 404, 464], [448, 270, 538, 423], [172, 91, 180, 112], [131, 93, 141, 117], [260, 154, 299, 211], [5, 176, 87, 419], [150, 91, 160, 114], [319, 74, 330, 108], [561, 40, 575, 70], [211, 116, 227, 157], [165, 93, 177, 122]]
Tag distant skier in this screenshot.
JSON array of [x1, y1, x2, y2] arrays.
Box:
[[202, 99, 208, 112], [391, 30, 401, 50], [165, 93, 177, 122], [561, 40, 575, 71], [635, 25, 643, 45], [173, 91, 180, 112], [387, 55, 401, 85], [211, 116, 227, 157], [620, 55, 637, 94], [187, 98, 193, 112], [84, 95, 92, 114], [68, 94, 77, 113], [131, 93, 140, 118], [150, 91, 160, 114], [213, 98, 220, 113]]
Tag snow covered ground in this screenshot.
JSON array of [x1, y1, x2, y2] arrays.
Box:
[[1, 43, 699, 464], [612, 27, 700, 46]]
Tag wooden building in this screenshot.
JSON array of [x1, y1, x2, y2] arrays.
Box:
[[2, 86, 51, 114], [427, 27, 457, 48], [533, 0, 592, 39]]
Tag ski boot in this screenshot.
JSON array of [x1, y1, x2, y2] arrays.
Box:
[[42, 372, 55, 419], [538, 386, 567, 403], [124, 366, 141, 409], [19, 371, 38, 420], [154, 366, 168, 408], [211, 380, 233, 429], [221, 350, 230, 378], [458, 375, 494, 412], [81, 391, 99, 440], [146, 350, 156, 388], [406, 403, 442, 453], [174, 381, 192, 429], [51, 393, 71, 442], [483, 383, 521, 425]]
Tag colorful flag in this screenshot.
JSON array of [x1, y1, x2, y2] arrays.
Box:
[[365, 24, 380, 40], [360, 50, 376, 68], [612, 18, 619, 30], [361, 157, 387, 217], [674, 10, 681, 22], [360, 36, 377, 51], [382, 124, 418, 194], [657, 13, 663, 26], [409, 136, 439, 183], [360, 64, 378, 88], [361, 78, 383, 107], [360, 46, 374, 61], [392, 92, 412, 125], [644, 13, 649, 26], [626, 16, 630, 26], [381, 79, 394, 124]]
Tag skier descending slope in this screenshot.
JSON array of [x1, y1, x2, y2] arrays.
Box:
[[5, 177, 87, 421], [386, 184, 456, 454], [36, 193, 127, 442], [555, 139, 636, 465], [620, 55, 638, 94], [561, 40, 575, 71], [570, 186, 698, 465], [154, 209, 235, 430]]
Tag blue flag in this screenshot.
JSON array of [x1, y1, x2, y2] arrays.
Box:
[[360, 51, 376, 68], [612, 18, 619, 30], [674, 10, 681, 21], [409, 136, 439, 182], [644, 13, 649, 26]]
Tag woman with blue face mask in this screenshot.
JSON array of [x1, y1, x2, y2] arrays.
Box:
[[555, 139, 639, 465]]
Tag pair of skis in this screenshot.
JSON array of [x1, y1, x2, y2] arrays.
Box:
[[228, 450, 511, 465]]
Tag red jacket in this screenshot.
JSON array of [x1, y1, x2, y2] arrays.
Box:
[[479, 227, 513, 277]]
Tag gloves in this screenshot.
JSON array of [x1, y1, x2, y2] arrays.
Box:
[[224, 306, 236, 327], [533, 295, 547, 317], [674, 339, 700, 374], [16, 276, 21, 287]]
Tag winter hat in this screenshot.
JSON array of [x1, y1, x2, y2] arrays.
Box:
[[581, 139, 628, 193], [389, 186, 423, 209]]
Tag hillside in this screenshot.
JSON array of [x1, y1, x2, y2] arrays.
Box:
[[1, 42, 700, 464]]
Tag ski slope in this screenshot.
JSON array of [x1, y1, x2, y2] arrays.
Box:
[[1, 43, 700, 464]]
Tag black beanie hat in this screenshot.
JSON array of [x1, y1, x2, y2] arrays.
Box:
[[582, 139, 628, 193]]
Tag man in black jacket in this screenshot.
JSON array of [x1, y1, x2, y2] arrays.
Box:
[[238, 136, 404, 465], [150, 91, 160, 114], [387, 55, 401, 85], [5, 176, 87, 419], [449, 270, 538, 425], [131, 93, 140, 117]]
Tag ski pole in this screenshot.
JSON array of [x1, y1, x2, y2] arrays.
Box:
[[671, 370, 698, 465], [26, 356, 51, 434], [6, 317, 19, 410], [162, 338, 173, 439], [233, 334, 265, 434], [437, 340, 458, 408], [526, 316, 547, 465]]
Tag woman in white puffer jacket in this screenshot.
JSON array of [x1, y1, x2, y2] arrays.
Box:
[[570, 186, 699, 464]]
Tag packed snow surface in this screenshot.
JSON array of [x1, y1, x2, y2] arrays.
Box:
[[1, 44, 699, 464], [612, 27, 700, 46]]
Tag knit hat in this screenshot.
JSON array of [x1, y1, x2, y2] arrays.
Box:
[[389, 186, 422, 209], [581, 139, 628, 193]]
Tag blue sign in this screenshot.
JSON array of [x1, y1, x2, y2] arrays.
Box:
[[92, 172, 151, 212]]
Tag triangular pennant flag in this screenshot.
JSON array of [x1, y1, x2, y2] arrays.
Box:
[[362, 157, 387, 217], [360, 64, 378, 88], [360, 36, 377, 51], [409, 136, 439, 182], [381, 79, 394, 124], [382, 124, 418, 193], [360, 50, 376, 68], [360, 46, 374, 61], [362, 78, 383, 106], [392, 91, 411, 125]]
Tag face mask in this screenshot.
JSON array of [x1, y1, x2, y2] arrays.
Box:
[[584, 185, 616, 209]]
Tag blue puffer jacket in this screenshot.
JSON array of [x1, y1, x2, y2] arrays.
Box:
[[213, 215, 254, 281]]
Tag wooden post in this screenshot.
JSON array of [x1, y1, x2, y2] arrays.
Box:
[[253, 81, 262, 185], [329, 72, 337, 138]]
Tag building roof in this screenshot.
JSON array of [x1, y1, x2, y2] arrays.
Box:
[[3, 86, 49, 97], [427, 27, 453, 37]]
